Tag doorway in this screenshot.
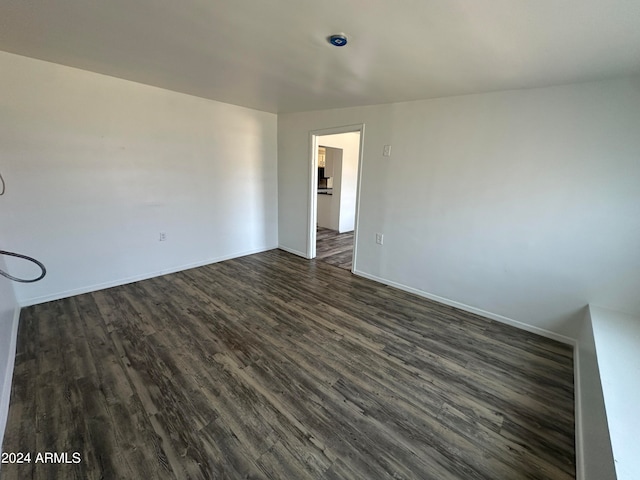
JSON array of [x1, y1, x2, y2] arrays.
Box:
[[307, 125, 364, 273]]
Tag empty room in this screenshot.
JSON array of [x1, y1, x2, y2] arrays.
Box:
[[1, 1, 639, 479]]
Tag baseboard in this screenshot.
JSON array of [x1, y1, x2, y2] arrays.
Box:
[[573, 343, 585, 480], [352, 268, 576, 346], [0, 307, 20, 455], [277, 245, 308, 258], [20, 245, 277, 307]]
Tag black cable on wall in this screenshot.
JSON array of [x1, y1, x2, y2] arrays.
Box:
[[0, 170, 48, 282], [0, 250, 47, 283]]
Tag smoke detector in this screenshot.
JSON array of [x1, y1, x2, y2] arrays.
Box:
[[328, 34, 348, 47]]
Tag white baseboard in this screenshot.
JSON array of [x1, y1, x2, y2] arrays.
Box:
[[20, 245, 277, 307], [352, 268, 576, 346], [573, 343, 585, 480], [277, 245, 308, 258], [0, 307, 20, 456]]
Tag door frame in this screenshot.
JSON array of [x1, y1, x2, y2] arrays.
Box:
[[307, 123, 365, 273]]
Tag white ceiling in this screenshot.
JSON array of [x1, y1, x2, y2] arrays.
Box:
[[1, 0, 639, 113]]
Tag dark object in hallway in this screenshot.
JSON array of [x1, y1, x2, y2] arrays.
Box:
[[316, 227, 354, 270], [2, 249, 575, 480]]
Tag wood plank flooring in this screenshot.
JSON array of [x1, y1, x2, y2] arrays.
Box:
[[316, 227, 353, 270], [1, 249, 575, 480]]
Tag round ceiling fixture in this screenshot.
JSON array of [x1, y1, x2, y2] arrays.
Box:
[[328, 34, 348, 47]]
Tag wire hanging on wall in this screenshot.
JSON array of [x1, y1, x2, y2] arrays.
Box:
[[0, 170, 48, 282], [0, 250, 47, 283]]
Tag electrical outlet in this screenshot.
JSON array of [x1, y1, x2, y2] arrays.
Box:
[[383, 145, 392, 157], [375, 233, 384, 245], [159, 232, 166, 242]]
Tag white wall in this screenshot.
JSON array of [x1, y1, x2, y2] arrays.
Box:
[[316, 194, 334, 230], [316, 145, 343, 231], [0, 51, 278, 306], [589, 306, 640, 480], [278, 77, 640, 339], [575, 309, 616, 480], [320, 133, 360, 233], [0, 257, 20, 453]]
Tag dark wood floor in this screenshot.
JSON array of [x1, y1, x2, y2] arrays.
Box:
[[2, 249, 575, 480], [316, 227, 353, 270]]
